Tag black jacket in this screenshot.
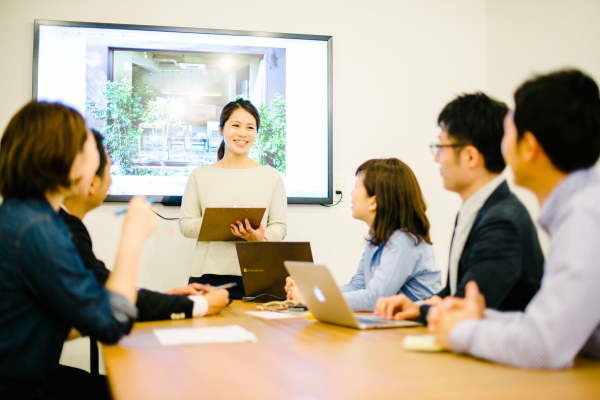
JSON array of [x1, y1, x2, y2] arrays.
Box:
[[59, 209, 194, 321], [418, 182, 544, 323]]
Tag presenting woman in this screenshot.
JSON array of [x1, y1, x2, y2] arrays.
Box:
[[179, 99, 287, 299]]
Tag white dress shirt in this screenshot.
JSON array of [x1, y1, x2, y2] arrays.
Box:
[[188, 295, 209, 317], [449, 174, 505, 295]]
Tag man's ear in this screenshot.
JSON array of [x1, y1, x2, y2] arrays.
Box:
[[463, 145, 482, 170], [368, 196, 377, 212], [519, 131, 539, 163]]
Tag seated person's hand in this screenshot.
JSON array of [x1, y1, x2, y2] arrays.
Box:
[[427, 281, 486, 350], [122, 196, 159, 243], [167, 283, 212, 295], [284, 276, 305, 304], [203, 288, 230, 316], [285, 276, 293, 299], [373, 294, 420, 321], [230, 220, 266, 242], [423, 295, 442, 306]]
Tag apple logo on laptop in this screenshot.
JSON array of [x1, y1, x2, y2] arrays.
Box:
[[313, 286, 326, 303]]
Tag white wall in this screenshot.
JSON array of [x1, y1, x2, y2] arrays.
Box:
[[1, 0, 599, 373], [485, 0, 600, 254]]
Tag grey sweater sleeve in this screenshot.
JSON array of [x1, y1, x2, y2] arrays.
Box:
[[179, 173, 203, 239], [264, 173, 287, 242]]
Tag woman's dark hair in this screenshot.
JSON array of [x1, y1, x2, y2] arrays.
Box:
[[92, 130, 108, 178], [438, 92, 509, 173], [0, 101, 88, 199], [217, 99, 260, 160], [356, 158, 431, 247], [514, 69, 600, 172]]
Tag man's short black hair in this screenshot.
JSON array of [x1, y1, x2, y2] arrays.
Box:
[[438, 92, 509, 173], [92, 130, 108, 178], [514, 69, 600, 173]]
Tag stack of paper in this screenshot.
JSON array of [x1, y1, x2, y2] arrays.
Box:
[[154, 325, 257, 346]]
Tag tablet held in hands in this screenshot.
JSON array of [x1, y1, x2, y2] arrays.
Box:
[[198, 207, 266, 242]]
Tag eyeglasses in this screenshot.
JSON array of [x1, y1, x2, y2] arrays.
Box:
[[429, 142, 465, 156]]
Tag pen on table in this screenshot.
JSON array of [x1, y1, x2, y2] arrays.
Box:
[[115, 198, 155, 216], [198, 282, 237, 293]]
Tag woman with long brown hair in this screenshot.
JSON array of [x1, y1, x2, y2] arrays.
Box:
[[286, 158, 440, 311], [179, 99, 287, 299]]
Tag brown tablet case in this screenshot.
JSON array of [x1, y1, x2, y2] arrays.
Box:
[[197, 207, 266, 242]]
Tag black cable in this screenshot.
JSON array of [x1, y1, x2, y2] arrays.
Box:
[[321, 191, 343, 207], [242, 294, 285, 302], [151, 209, 179, 220], [151, 192, 342, 218]]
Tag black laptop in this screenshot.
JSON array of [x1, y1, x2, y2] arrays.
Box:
[[235, 242, 313, 301]]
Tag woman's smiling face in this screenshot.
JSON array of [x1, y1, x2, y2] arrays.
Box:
[[220, 108, 258, 156]]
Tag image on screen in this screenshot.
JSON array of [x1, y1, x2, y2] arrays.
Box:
[[34, 21, 332, 204]]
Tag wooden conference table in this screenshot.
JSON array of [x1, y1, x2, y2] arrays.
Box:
[[103, 301, 600, 400]]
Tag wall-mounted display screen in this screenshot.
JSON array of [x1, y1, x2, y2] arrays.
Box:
[[33, 20, 332, 204]]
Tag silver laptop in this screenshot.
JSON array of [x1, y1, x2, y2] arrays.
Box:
[[284, 261, 422, 329]]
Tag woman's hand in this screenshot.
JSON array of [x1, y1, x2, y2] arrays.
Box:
[[122, 196, 159, 244], [230, 219, 266, 242]]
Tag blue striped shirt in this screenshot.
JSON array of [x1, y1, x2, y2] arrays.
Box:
[[449, 168, 600, 369]]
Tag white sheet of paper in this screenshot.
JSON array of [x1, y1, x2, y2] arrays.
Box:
[[246, 311, 309, 319], [154, 325, 257, 346]]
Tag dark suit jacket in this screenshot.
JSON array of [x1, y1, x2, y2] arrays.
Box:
[[59, 209, 194, 321], [418, 181, 544, 324]]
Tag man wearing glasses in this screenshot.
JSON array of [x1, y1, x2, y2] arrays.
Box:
[[375, 93, 544, 324]]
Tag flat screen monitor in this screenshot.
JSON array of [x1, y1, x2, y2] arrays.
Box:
[[33, 20, 332, 204]]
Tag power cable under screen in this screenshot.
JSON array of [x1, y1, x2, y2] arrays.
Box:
[[320, 190, 343, 207], [151, 209, 179, 220]]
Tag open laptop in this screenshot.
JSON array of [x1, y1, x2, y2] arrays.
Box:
[[236, 242, 313, 300], [284, 261, 422, 329]]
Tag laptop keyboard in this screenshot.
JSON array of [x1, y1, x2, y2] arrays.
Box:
[[356, 316, 389, 324]]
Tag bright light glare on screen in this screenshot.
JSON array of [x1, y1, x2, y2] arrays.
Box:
[[168, 102, 185, 118], [221, 56, 232, 70]]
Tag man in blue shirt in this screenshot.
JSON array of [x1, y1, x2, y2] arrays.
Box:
[[428, 69, 600, 369]]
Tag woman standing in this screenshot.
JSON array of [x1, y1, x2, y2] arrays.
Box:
[[179, 99, 287, 299]]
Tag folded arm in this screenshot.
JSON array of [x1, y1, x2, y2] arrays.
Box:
[[19, 224, 136, 344]]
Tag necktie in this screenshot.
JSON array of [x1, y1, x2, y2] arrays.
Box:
[[447, 213, 459, 294]]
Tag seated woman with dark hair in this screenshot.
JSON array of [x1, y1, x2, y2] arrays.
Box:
[[286, 158, 441, 311], [0, 102, 157, 400], [61, 130, 229, 322]]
